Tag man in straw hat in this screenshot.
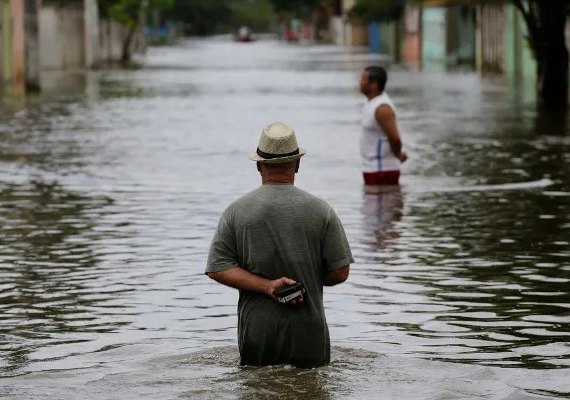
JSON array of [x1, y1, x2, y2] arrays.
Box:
[[206, 122, 354, 367]]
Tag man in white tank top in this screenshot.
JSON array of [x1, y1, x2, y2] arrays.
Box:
[[359, 66, 407, 185]]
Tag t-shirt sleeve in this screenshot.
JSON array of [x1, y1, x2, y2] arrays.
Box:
[[322, 208, 355, 272], [205, 212, 238, 274]]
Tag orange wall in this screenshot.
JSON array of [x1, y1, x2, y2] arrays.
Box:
[[401, 6, 422, 67], [10, 0, 25, 92]]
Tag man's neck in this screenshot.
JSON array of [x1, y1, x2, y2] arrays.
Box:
[[367, 90, 382, 100], [261, 173, 295, 185], [262, 178, 294, 185]]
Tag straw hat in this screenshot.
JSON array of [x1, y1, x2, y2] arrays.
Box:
[[248, 122, 306, 164]]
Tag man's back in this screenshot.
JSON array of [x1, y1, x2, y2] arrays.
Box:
[[361, 92, 401, 173], [206, 121, 353, 367], [207, 183, 353, 367]]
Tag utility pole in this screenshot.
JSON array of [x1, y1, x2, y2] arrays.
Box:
[[7, 0, 40, 94]]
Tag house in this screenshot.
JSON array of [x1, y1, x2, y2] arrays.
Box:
[[342, 0, 537, 85]]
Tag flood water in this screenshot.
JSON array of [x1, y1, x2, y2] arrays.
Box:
[[1, 37, 569, 399]]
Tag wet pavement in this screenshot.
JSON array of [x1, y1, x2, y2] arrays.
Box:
[[0, 37, 569, 399]]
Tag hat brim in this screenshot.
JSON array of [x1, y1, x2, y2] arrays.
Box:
[[248, 148, 306, 164]]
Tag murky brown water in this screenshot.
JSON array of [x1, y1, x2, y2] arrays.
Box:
[[1, 37, 569, 399]]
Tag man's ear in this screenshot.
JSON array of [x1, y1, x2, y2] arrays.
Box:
[[256, 162, 261, 172], [295, 159, 300, 173]]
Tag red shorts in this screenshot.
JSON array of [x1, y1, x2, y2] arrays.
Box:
[[363, 170, 400, 185]]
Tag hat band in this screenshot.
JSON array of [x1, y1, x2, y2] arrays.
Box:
[[256, 147, 299, 159]]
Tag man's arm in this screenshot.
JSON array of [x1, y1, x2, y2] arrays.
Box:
[[208, 266, 302, 303], [324, 265, 349, 286], [375, 104, 407, 162]]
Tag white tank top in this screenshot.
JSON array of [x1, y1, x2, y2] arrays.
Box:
[[360, 92, 401, 173]]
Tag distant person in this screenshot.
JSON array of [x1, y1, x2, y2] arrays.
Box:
[[359, 66, 407, 185], [206, 122, 354, 368], [237, 26, 253, 42]]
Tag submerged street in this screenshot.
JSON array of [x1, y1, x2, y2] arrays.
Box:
[[0, 38, 569, 399]]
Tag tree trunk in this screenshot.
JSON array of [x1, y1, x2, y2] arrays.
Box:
[[535, 1, 568, 111], [121, 23, 137, 63]]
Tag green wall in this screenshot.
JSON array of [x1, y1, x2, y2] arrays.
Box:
[[379, 21, 397, 60], [422, 8, 446, 70], [504, 4, 536, 84]]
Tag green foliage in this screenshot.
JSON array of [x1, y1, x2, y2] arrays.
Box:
[[229, 0, 273, 32], [42, 0, 83, 4], [162, 0, 232, 35], [348, 0, 405, 22], [109, 0, 141, 26], [98, 0, 174, 26], [268, 0, 319, 18], [162, 0, 327, 33], [162, 0, 275, 35]]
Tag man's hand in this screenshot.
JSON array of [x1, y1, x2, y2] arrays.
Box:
[[268, 277, 305, 306], [399, 150, 408, 163], [207, 267, 304, 305]]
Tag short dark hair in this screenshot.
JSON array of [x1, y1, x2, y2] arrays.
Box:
[[365, 66, 388, 92], [257, 160, 298, 172]]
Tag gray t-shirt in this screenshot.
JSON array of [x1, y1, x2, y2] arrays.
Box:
[[206, 183, 354, 367]]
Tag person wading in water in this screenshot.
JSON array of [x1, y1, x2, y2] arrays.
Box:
[[359, 66, 407, 185], [206, 122, 354, 367]]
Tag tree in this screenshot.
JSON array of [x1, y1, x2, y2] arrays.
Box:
[[512, 0, 569, 111], [268, 0, 320, 17], [99, 0, 174, 62], [161, 0, 232, 36], [350, 0, 570, 113], [348, 0, 404, 22], [228, 0, 274, 33]]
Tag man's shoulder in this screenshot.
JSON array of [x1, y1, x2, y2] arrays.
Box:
[[374, 93, 396, 112], [224, 186, 280, 210], [226, 185, 331, 212], [225, 187, 263, 209], [292, 186, 327, 202], [375, 103, 395, 117], [290, 187, 333, 216]]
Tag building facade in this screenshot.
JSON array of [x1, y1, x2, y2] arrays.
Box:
[[346, 0, 539, 84], [1, 0, 145, 94]]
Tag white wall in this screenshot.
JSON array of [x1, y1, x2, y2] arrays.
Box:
[[83, 0, 99, 67], [39, 4, 84, 69], [40, 1, 144, 69], [330, 16, 344, 45], [99, 19, 126, 62]]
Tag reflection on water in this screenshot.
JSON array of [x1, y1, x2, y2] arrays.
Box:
[[361, 185, 404, 250], [1, 38, 569, 398], [0, 180, 133, 376]]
